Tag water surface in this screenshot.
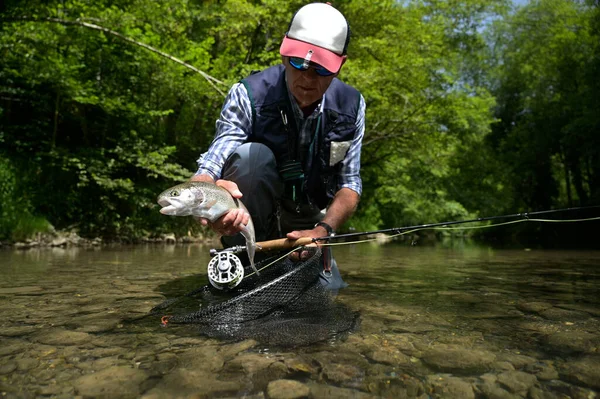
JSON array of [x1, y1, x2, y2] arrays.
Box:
[[1, 243, 599, 398]]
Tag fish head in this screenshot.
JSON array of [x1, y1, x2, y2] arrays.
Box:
[[157, 183, 204, 216]]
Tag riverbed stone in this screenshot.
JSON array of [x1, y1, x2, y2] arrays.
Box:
[[16, 357, 40, 371], [525, 361, 559, 381], [496, 353, 537, 369], [0, 326, 38, 337], [496, 370, 538, 394], [31, 329, 93, 346], [477, 381, 521, 399], [544, 331, 598, 354], [307, 382, 378, 398], [421, 345, 496, 374], [321, 362, 364, 385], [142, 368, 244, 398], [0, 361, 17, 375], [73, 366, 148, 398], [225, 352, 277, 375], [558, 356, 600, 389], [539, 308, 590, 321], [219, 339, 258, 359], [266, 379, 310, 399], [366, 348, 412, 366], [516, 302, 553, 314], [426, 375, 475, 399]]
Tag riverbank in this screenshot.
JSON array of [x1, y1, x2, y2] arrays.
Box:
[[0, 230, 220, 250]]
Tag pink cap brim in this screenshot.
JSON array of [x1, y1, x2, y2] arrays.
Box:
[[280, 36, 344, 74]]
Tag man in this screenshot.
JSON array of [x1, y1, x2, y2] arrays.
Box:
[[191, 2, 366, 289]]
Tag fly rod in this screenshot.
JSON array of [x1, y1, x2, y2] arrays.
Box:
[[206, 204, 600, 289], [213, 204, 600, 255]]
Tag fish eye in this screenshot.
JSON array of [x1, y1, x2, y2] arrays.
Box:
[[170, 190, 179, 197]]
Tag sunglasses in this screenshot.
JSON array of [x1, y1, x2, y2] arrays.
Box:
[[288, 57, 335, 77]]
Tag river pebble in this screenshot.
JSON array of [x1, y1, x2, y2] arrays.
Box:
[[73, 366, 148, 398], [421, 344, 496, 373], [267, 379, 310, 399]]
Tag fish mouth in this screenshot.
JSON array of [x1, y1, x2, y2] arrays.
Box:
[[158, 198, 177, 215]]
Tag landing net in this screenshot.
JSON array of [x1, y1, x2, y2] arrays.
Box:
[[152, 246, 360, 347]]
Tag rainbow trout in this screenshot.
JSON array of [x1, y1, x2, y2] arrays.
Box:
[[157, 181, 258, 275]]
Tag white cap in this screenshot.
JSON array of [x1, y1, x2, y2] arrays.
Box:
[[279, 3, 349, 73]]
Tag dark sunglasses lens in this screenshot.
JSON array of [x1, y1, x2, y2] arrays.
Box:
[[289, 57, 334, 76], [315, 67, 334, 76], [289, 57, 306, 70]]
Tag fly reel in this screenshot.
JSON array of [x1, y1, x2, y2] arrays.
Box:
[[207, 251, 244, 290]]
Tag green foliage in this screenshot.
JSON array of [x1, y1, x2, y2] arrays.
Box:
[[1, 0, 595, 243], [487, 0, 599, 211]]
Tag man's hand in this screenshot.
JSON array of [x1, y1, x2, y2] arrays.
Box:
[[286, 225, 329, 262], [189, 174, 249, 236]]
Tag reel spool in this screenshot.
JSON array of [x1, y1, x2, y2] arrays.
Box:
[[207, 251, 244, 290]]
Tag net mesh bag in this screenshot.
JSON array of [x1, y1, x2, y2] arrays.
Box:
[[152, 247, 360, 346]]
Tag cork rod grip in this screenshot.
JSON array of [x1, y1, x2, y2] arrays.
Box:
[[256, 237, 315, 252]]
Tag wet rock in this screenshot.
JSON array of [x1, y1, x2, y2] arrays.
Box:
[[174, 346, 224, 372], [0, 361, 17, 375], [544, 331, 598, 354], [219, 339, 258, 360], [496, 353, 537, 369], [426, 375, 475, 399], [51, 238, 67, 247], [0, 286, 43, 294], [528, 386, 561, 399], [142, 368, 243, 398], [492, 361, 515, 371], [283, 356, 318, 375], [0, 326, 38, 337], [517, 302, 553, 314], [266, 379, 310, 399], [321, 362, 364, 385], [307, 382, 378, 398], [0, 341, 28, 356], [31, 329, 93, 346], [496, 371, 538, 395], [558, 356, 600, 389], [366, 348, 411, 366], [16, 358, 40, 371], [226, 353, 277, 375], [556, 303, 600, 317], [539, 308, 590, 321], [73, 366, 148, 398], [545, 379, 598, 399], [477, 381, 520, 399], [421, 345, 496, 374], [525, 361, 559, 381]]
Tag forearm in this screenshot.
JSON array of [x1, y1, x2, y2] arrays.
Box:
[[320, 188, 360, 233]]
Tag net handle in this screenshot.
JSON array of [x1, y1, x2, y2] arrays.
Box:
[[257, 237, 314, 252]]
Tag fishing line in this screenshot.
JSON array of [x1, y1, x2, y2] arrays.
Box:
[[319, 215, 600, 249], [216, 206, 600, 285]]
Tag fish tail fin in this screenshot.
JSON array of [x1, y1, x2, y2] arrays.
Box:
[[248, 241, 259, 276]]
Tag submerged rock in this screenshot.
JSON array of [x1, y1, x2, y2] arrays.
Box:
[[421, 345, 496, 374]]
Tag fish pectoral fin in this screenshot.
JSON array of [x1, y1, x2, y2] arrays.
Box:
[[205, 198, 218, 208]]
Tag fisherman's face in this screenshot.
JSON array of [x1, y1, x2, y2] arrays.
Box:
[[283, 56, 339, 109]]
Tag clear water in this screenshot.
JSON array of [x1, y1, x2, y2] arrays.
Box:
[[1, 242, 599, 398]]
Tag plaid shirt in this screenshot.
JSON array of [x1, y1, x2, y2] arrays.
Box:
[[196, 82, 365, 196]]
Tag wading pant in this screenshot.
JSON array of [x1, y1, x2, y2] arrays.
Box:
[[220, 142, 347, 291]]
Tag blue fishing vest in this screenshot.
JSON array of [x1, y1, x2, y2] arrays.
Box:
[[240, 65, 361, 209]]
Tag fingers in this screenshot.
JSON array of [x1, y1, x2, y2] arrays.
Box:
[[289, 248, 312, 262], [216, 179, 243, 199], [212, 209, 249, 236]]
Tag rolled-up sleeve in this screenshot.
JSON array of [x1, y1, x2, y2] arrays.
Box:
[[195, 83, 253, 180], [338, 94, 365, 196]]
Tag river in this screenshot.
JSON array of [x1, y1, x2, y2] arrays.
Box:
[[1, 242, 599, 398]]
